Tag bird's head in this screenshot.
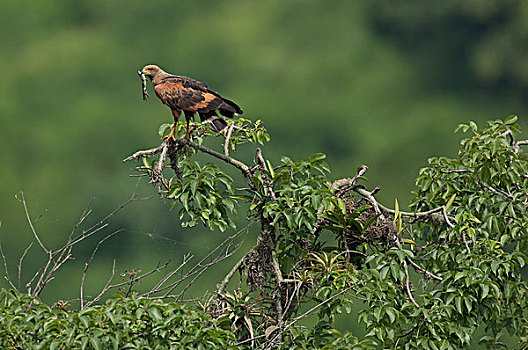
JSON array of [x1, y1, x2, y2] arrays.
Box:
[[141, 64, 165, 79]]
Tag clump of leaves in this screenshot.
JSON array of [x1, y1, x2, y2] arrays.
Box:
[[168, 161, 236, 231], [0, 289, 237, 349]]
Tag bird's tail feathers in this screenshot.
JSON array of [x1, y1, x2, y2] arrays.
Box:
[[199, 113, 228, 132], [218, 98, 243, 118]]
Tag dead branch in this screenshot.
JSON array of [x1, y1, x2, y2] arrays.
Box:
[[0, 242, 16, 290], [461, 231, 471, 254], [403, 259, 420, 308], [80, 229, 122, 309], [17, 243, 33, 289], [140, 224, 250, 300], [123, 144, 165, 162], [331, 164, 369, 194], [224, 122, 236, 156], [8, 192, 140, 297], [16, 193, 48, 253], [440, 169, 474, 174], [84, 261, 171, 308], [264, 286, 353, 349], [174, 239, 244, 301], [142, 253, 193, 298], [124, 137, 252, 178], [406, 257, 443, 281]]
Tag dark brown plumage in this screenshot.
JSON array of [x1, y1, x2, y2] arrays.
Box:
[[141, 64, 242, 140]]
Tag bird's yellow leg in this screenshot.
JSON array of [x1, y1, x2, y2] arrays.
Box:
[[164, 123, 177, 141], [164, 109, 181, 141]]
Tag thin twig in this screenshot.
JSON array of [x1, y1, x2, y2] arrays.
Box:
[[264, 286, 352, 349], [403, 259, 420, 308], [440, 169, 474, 174], [123, 144, 165, 162], [477, 175, 513, 199], [0, 242, 16, 290], [84, 261, 171, 308], [16, 193, 48, 253], [175, 241, 243, 301], [71, 193, 138, 246], [80, 229, 122, 309], [142, 253, 193, 298], [461, 231, 471, 254], [158, 224, 250, 299], [406, 257, 442, 281], [279, 281, 302, 324], [17, 243, 33, 289], [332, 164, 368, 193]]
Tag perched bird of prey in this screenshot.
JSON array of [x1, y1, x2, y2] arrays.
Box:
[[140, 64, 243, 140]]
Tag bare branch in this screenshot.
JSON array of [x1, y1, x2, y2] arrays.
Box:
[[354, 187, 456, 227], [406, 257, 443, 281], [332, 164, 368, 193], [142, 253, 193, 298], [477, 175, 514, 199], [0, 242, 17, 290], [440, 169, 474, 174], [123, 144, 165, 162], [84, 260, 116, 308], [279, 281, 302, 324], [403, 259, 420, 308], [80, 229, 122, 309], [175, 240, 243, 301], [17, 243, 33, 289], [124, 138, 252, 178], [461, 231, 471, 254], [264, 286, 352, 349], [143, 224, 250, 300], [16, 192, 48, 254], [71, 193, 138, 246], [84, 261, 171, 308], [224, 122, 235, 156]]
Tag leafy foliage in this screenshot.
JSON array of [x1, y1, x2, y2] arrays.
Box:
[[0, 289, 236, 349], [3, 116, 528, 349], [123, 116, 528, 349]]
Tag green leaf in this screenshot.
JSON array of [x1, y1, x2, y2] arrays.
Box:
[[445, 193, 456, 210], [455, 296, 463, 314], [504, 115, 518, 124], [309, 153, 327, 162], [385, 307, 396, 323], [481, 284, 489, 300]]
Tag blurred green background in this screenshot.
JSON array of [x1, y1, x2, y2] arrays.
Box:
[[1, 0, 527, 327]]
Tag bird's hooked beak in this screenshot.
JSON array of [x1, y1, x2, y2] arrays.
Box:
[[141, 68, 150, 77]]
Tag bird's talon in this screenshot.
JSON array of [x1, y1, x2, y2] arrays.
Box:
[[163, 134, 176, 142]]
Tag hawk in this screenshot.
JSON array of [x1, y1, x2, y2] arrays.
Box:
[[140, 64, 243, 140]]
